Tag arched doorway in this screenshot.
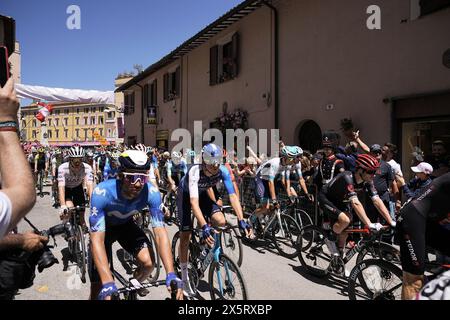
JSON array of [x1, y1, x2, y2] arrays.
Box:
[[297, 120, 322, 153]]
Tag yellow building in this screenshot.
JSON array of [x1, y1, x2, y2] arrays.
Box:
[[21, 102, 109, 147]]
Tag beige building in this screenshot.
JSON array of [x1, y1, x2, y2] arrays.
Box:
[[117, 0, 450, 178]]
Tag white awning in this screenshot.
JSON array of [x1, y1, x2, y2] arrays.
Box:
[[15, 83, 115, 105]]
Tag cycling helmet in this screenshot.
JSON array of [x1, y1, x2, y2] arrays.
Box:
[[280, 146, 302, 158], [31, 147, 37, 153], [110, 151, 121, 160], [54, 149, 62, 156], [202, 143, 222, 164], [38, 147, 45, 153], [119, 150, 151, 171], [68, 146, 85, 158], [134, 144, 149, 154], [86, 151, 94, 158], [356, 154, 380, 171], [162, 151, 170, 158]]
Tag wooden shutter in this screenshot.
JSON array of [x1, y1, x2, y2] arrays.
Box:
[[163, 73, 169, 101], [152, 80, 158, 106], [210, 45, 218, 85], [124, 93, 129, 115], [175, 66, 181, 97], [231, 32, 239, 78], [143, 84, 149, 108]]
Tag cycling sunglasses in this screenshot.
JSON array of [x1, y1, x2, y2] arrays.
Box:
[[364, 169, 376, 175], [122, 172, 149, 185]]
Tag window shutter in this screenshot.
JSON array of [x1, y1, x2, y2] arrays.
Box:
[[152, 80, 158, 106], [175, 67, 181, 96], [143, 84, 149, 108], [124, 94, 129, 115], [210, 45, 218, 85], [163, 73, 169, 101], [231, 32, 239, 78]]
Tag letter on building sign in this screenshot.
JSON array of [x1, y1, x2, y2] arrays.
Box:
[[366, 5, 381, 30]]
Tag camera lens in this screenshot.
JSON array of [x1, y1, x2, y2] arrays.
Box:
[[37, 247, 58, 273]]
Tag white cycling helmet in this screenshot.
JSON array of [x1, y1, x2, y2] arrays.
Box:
[[133, 144, 149, 154], [68, 146, 85, 158], [171, 151, 182, 160]]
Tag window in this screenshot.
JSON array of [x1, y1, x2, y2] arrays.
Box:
[[107, 112, 114, 119], [64, 118, 68, 126], [99, 106, 104, 113], [163, 68, 180, 102], [107, 128, 111, 138], [55, 129, 59, 138], [32, 119, 36, 127], [124, 93, 135, 115], [84, 108, 89, 113], [55, 119, 59, 126], [210, 32, 239, 85], [64, 129, 68, 138], [99, 128, 103, 136], [48, 119, 52, 126], [84, 129, 88, 140], [91, 116, 96, 125], [75, 129, 79, 138], [99, 116, 104, 125], [48, 130, 52, 139], [76, 108, 80, 114], [92, 107, 96, 113], [76, 117, 80, 125], [84, 117, 88, 125], [64, 109, 69, 115], [32, 130, 36, 139], [55, 110, 60, 116], [420, 0, 450, 16]]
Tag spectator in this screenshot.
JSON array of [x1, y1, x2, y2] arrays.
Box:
[[396, 162, 433, 200], [0, 78, 37, 239], [336, 141, 358, 172], [425, 140, 449, 178]]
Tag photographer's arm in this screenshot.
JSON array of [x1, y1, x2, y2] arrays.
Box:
[[0, 78, 36, 235], [0, 232, 47, 252]]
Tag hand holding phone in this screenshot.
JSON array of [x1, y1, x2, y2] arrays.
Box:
[[0, 46, 9, 88]]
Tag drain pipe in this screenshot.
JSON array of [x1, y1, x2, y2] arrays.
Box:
[[135, 83, 145, 144], [261, 0, 279, 130]]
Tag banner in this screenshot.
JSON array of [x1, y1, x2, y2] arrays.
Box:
[[147, 105, 157, 125]]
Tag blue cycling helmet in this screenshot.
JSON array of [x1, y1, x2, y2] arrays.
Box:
[[202, 143, 222, 165], [280, 146, 303, 158]]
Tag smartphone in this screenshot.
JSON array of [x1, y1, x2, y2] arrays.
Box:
[[0, 46, 9, 87]]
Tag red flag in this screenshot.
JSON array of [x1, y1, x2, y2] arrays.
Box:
[[35, 102, 53, 122]]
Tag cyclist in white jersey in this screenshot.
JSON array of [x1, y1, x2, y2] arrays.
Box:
[[57, 146, 94, 227]]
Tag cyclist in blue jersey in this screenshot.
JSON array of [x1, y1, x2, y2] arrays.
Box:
[[165, 151, 187, 193], [102, 151, 120, 181], [88, 150, 183, 300], [177, 143, 252, 297]]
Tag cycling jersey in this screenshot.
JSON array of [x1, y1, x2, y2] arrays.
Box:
[[179, 164, 235, 199], [165, 159, 187, 185], [255, 158, 290, 181], [89, 179, 164, 232], [103, 164, 119, 180], [35, 153, 48, 170], [57, 162, 93, 188]]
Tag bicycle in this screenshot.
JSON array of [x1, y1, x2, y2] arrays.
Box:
[[110, 256, 179, 300], [161, 187, 179, 226], [297, 224, 399, 278], [62, 205, 88, 283], [246, 204, 302, 259], [219, 206, 244, 267], [120, 207, 161, 283], [280, 197, 313, 231], [172, 225, 248, 300], [36, 168, 50, 198], [347, 252, 450, 300]]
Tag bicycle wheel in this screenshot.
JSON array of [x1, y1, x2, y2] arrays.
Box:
[[282, 207, 313, 231], [271, 213, 301, 259], [297, 225, 331, 277], [74, 225, 87, 283], [171, 231, 200, 291], [208, 253, 248, 300], [356, 241, 401, 265], [220, 225, 243, 267], [348, 259, 403, 300], [144, 228, 160, 283]]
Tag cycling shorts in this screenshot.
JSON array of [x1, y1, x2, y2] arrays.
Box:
[[177, 190, 221, 231], [254, 176, 271, 204], [318, 191, 351, 225], [396, 204, 450, 275], [88, 220, 151, 283], [64, 184, 85, 207]]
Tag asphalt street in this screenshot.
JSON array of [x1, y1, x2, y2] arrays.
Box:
[[15, 185, 350, 300]]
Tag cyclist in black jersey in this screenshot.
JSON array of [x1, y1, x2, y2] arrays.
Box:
[[318, 154, 396, 255], [396, 172, 450, 300]]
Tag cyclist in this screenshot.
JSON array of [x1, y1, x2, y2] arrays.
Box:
[[88, 150, 183, 300], [281, 146, 314, 202], [252, 146, 303, 226], [396, 172, 450, 300], [85, 151, 97, 184], [96, 149, 108, 182], [34, 147, 49, 188], [177, 143, 252, 297], [165, 151, 187, 192], [51, 149, 64, 207], [103, 151, 120, 181], [318, 153, 396, 257], [57, 146, 94, 228]]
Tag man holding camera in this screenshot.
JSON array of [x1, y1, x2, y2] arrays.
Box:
[[0, 231, 48, 299], [0, 77, 37, 239]]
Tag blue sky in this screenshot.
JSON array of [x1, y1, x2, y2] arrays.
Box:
[[0, 0, 243, 92]]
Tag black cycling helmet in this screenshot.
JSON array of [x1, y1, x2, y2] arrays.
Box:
[[119, 150, 151, 171]]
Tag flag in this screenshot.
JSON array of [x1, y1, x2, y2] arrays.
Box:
[[35, 102, 53, 122]]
